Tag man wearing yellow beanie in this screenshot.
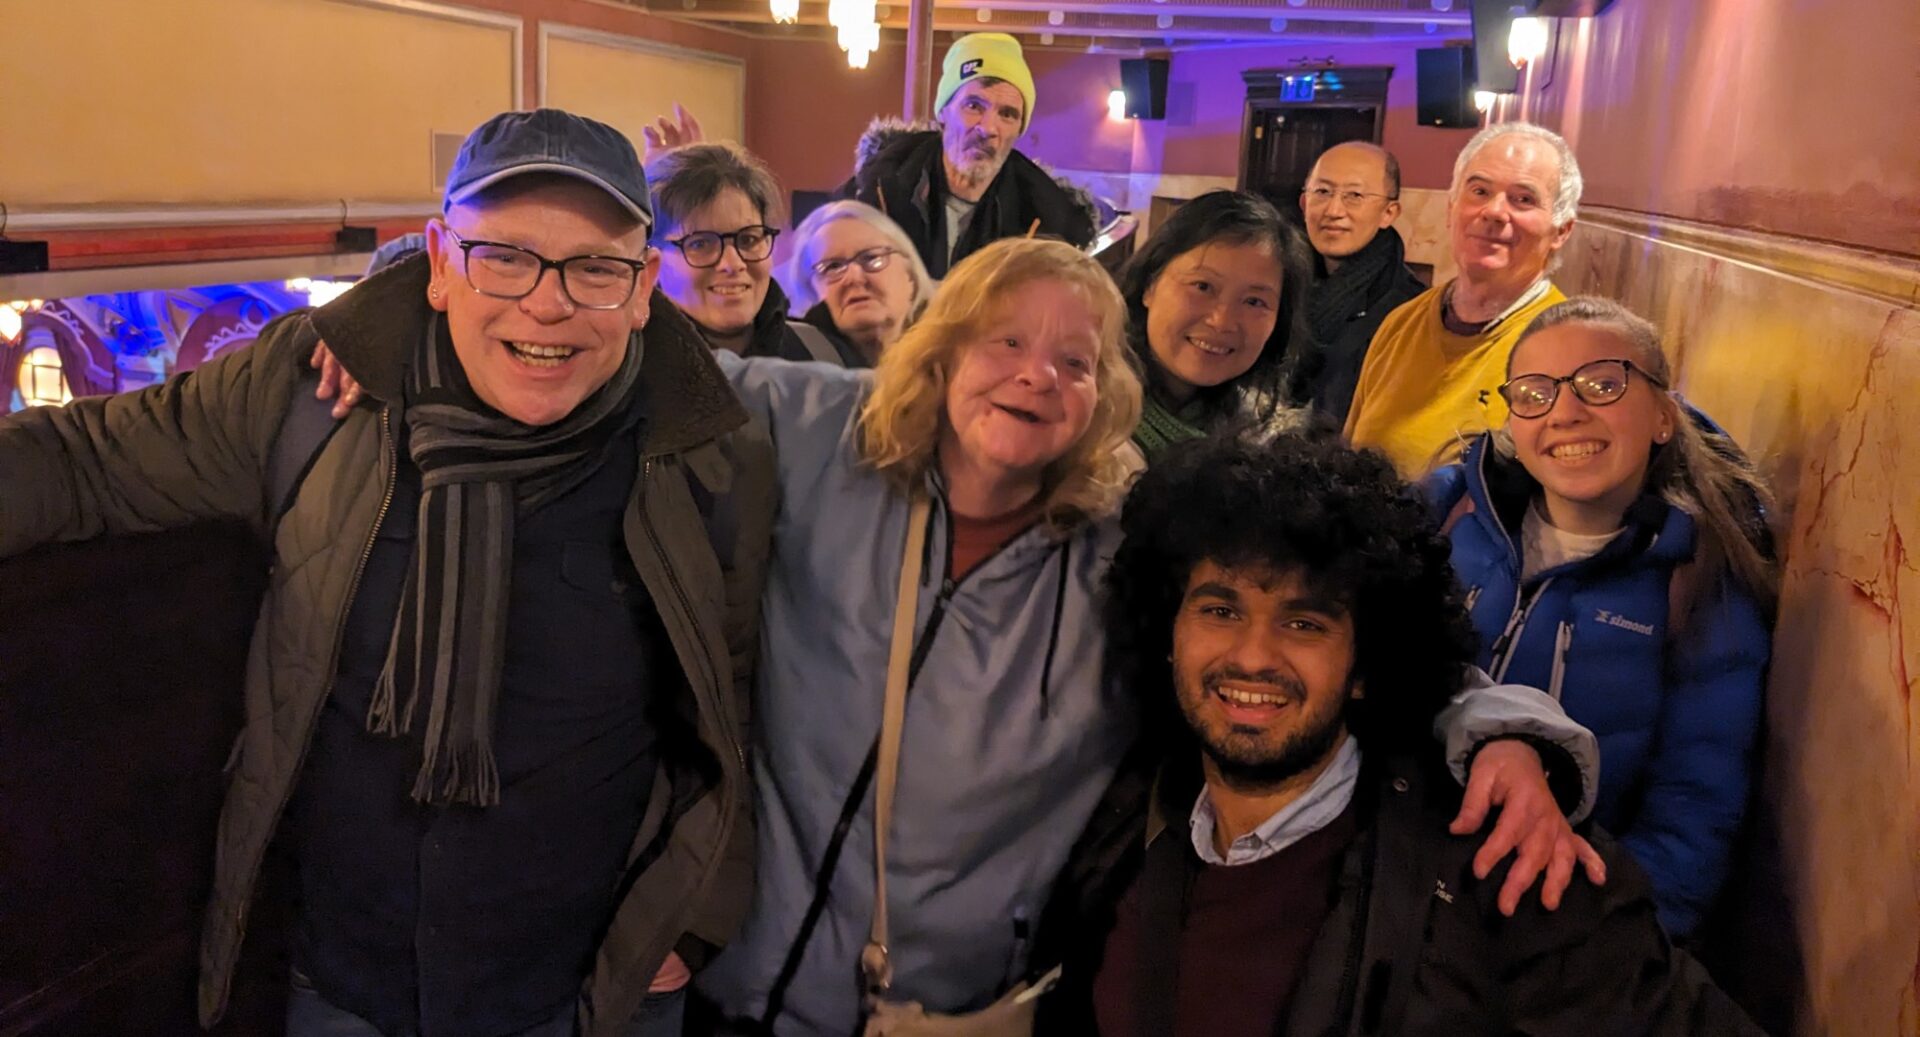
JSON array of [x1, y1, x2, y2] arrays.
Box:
[[836, 32, 1096, 278]]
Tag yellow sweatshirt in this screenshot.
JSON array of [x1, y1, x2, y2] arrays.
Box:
[[1343, 280, 1565, 477]]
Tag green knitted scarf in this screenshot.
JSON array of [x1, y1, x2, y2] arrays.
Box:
[[1132, 394, 1210, 463]]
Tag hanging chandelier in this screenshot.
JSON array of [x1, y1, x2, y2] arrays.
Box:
[[840, 19, 879, 66], [825, 0, 879, 67], [769, 0, 798, 23]]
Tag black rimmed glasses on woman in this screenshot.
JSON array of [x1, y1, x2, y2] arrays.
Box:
[[447, 229, 647, 310], [810, 247, 899, 285], [665, 225, 779, 268], [1499, 358, 1668, 420]]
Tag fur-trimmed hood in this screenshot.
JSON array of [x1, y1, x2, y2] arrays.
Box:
[[849, 116, 1104, 237]]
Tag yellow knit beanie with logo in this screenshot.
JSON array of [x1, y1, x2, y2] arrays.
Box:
[[935, 33, 1036, 133]]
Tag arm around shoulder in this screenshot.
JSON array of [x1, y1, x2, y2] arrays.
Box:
[[1436, 667, 1600, 822], [0, 311, 320, 557], [1492, 831, 1767, 1036]]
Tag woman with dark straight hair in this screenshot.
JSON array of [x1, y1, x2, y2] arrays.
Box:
[[1117, 190, 1319, 462]]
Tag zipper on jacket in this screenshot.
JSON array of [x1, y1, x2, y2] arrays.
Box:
[[641, 458, 747, 780], [1487, 576, 1555, 682], [1546, 621, 1573, 701], [234, 404, 397, 944]]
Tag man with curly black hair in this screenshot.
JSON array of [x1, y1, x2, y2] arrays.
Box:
[[1034, 432, 1761, 1035]]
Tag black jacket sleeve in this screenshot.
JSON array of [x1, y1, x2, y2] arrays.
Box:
[[1484, 831, 1767, 1036]]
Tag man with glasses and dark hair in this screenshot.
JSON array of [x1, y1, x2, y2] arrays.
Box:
[[0, 107, 773, 1037], [1297, 141, 1427, 424]]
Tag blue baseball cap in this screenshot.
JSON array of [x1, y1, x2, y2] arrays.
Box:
[[443, 109, 652, 228]]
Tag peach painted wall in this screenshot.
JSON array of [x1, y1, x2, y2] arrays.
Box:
[[743, 38, 905, 195], [1510, 0, 1920, 257]]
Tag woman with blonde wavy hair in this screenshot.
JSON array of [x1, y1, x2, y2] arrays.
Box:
[[695, 237, 1601, 1035], [696, 237, 1143, 1034]]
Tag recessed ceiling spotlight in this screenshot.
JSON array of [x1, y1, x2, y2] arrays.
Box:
[[1270, 17, 1287, 31], [1048, 9, 1064, 24]]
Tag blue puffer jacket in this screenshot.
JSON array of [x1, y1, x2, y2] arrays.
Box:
[[1425, 433, 1770, 938]]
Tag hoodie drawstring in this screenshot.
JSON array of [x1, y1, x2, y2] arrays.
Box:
[[1037, 539, 1071, 719]]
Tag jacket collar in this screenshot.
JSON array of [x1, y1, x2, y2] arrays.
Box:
[[1460, 433, 1695, 569], [309, 252, 747, 457]]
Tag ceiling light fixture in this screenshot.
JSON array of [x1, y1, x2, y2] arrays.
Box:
[[769, 0, 798, 22], [1108, 89, 1128, 120], [1472, 89, 1497, 113]]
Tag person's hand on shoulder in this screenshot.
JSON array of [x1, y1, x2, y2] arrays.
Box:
[[1453, 738, 1608, 915]]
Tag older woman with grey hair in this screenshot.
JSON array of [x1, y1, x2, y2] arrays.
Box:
[[782, 200, 935, 368]]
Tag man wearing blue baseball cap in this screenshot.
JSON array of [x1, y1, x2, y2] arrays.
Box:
[[0, 108, 772, 1037], [836, 32, 1097, 277]]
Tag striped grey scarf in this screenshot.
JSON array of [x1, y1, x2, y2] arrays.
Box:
[[368, 313, 645, 805]]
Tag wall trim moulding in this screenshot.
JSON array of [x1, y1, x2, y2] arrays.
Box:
[[5, 203, 439, 234], [333, 0, 527, 110], [536, 21, 749, 111], [1577, 206, 1920, 311], [0, 253, 376, 301]]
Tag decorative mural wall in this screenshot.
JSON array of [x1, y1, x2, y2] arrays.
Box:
[[0, 284, 306, 414]]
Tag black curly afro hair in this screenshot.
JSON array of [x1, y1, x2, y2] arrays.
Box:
[[1104, 429, 1478, 756]]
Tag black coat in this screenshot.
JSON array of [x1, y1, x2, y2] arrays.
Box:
[[834, 129, 1095, 278], [1304, 228, 1427, 425], [1035, 747, 1764, 1036]]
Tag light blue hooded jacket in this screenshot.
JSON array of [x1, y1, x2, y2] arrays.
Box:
[[699, 355, 1599, 1034]]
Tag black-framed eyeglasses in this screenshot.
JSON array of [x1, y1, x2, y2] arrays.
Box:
[[1499, 358, 1668, 420], [665, 225, 779, 268], [446, 229, 647, 310], [1302, 186, 1397, 209], [811, 247, 899, 285]]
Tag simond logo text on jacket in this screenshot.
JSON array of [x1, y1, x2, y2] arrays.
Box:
[[1594, 609, 1655, 636]]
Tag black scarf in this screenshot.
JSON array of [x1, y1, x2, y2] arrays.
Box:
[[1307, 226, 1408, 345], [368, 313, 646, 805]]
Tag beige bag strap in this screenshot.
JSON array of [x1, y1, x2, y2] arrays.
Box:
[[862, 494, 933, 997]]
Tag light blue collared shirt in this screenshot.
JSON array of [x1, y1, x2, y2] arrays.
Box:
[[1188, 736, 1364, 867]]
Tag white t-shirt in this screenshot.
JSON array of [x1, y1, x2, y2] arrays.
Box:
[[1520, 499, 1621, 581]]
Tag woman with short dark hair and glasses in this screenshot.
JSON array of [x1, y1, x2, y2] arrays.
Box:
[[1424, 295, 1779, 942], [645, 141, 817, 360], [782, 200, 934, 368]]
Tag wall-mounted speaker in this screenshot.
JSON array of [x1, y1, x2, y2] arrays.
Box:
[[1120, 57, 1169, 120], [1416, 47, 1479, 129]]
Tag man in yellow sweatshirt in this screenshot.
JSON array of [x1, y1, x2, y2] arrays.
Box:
[[1344, 122, 1581, 476]]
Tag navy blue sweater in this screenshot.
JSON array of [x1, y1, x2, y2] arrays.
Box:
[[288, 429, 674, 1037]]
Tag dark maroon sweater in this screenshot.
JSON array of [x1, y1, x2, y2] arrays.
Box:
[[1089, 799, 1360, 1036]]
